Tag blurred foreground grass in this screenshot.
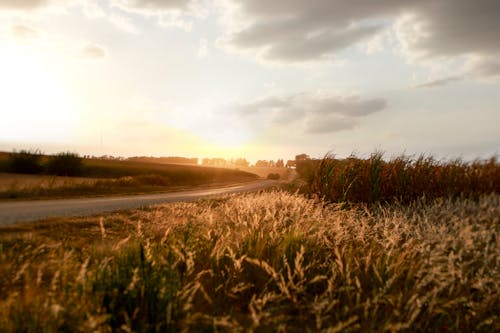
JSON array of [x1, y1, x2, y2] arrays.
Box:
[[1, 190, 498, 332]]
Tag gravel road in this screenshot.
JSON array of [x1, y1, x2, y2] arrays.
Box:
[[0, 180, 277, 226]]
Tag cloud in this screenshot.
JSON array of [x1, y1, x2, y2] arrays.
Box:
[[109, 13, 139, 33], [415, 75, 464, 88], [218, 0, 407, 63], [306, 116, 356, 134], [111, 0, 191, 12], [11, 24, 39, 40], [110, 0, 205, 30], [226, 92, 387, 134], [0, 0, 52, 10], [81, 43, 107, 59], [467, 57, 500, 80], [218, 0, 500, 76], [197, 38, 208, 58], [395, 1, 500, 60], [0, 0, 72, 11]]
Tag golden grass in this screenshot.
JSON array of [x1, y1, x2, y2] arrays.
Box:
[[0, 173, 101, 191], [0, 190, 498, 332]]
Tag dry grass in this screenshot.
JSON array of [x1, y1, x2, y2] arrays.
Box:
[[0, 173, 101, 191], [0, 191, 498, 332]]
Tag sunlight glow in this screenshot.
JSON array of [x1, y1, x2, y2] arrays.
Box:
[[0, 50, 76, 143]]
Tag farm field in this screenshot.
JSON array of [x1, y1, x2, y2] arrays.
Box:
[[0, 173, 101, 191], [0, 152, 259, 200], [0, 190, 498, 332]]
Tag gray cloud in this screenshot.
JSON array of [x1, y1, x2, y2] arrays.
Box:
[[220, 0, 411, 63], [81, 43, 107, 59], [469, 57, 500, 79], [306, 116, 356, 134], [415, 75, 464, 88], [0, 0, 52, 10], [11, 24, 39, 40], [226, 92, 386, 134], [396, 1, 500, 60], [221, 0, 500, 74]]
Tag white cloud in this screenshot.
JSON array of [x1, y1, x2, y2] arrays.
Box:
[[11, 24, 39, 40], [111, 0, 191, 12], [81, 43, 107, 59], [110, 0, 206, 30], [197, 38, 208, 58], [109, 13, 139, 33]]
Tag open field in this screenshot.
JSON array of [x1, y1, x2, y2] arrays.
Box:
[[0, 173, 101, 191], [235, 166, 292, 180], [0, 153, 259, 200], [0, 190, 498, 332]]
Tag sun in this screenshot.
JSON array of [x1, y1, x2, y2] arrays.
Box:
[[0, 50, 76, 143]]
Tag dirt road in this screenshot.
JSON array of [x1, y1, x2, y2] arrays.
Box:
[[0, 180, 277, 226]]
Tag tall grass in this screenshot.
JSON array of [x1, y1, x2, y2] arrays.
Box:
[[1, 191, 498, 332], [311, 153, 499, 204]]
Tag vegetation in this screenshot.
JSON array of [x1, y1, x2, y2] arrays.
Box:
[[266, 173, 280, 180], [46, 152, 84, 176], [0, 190, 498, 332], [0, 151, 259, 199], [6, 150, 44, 174], [307, 153, 499, 204]]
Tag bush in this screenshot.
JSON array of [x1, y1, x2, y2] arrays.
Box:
[[46, 152, 84, 176], [267, 173, 281, 180], [7, 149, 44, 174]]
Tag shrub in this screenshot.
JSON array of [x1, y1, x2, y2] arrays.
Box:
[[7, 149, 44, 174], [46, 152, 84, 176], [267, 173, 280, 180]]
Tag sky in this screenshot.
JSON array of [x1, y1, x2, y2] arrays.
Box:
[[0, 0, 499, 162]]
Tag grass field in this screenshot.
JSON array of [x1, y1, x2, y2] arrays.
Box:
[[0, 173, 101, 191], [0, 153, 259, 200], [0, 190, 498, 332]]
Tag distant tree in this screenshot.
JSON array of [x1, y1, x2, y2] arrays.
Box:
[[255, 160, 269, 167], [267, 173, 280, 180], [8, 149, 44, 174], [234, 158, 250, 167], [295, 153, 310, 162], [276, 159, 285, 168], [47, 152, 84, 176]]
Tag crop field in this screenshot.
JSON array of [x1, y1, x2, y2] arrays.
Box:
[[0, 190, 498, 332], [0, 152, 259, 200], [301, 153, 499, 204], [0, 173, 101, 191]]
